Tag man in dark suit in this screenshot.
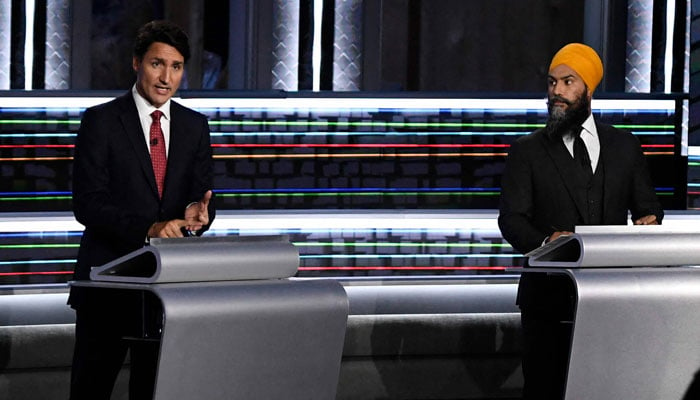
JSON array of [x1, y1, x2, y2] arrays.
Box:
[[498, 43, 663, 400], [69, 20, 215, 400]]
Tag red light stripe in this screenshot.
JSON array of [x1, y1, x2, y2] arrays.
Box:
[[214, 152, 508, 159], [211, 144, 511, 148], [0, 145, 74, 149], [0, 271, 73, 276]]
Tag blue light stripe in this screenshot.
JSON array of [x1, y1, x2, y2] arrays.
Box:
[[0, 232, 82, 238], [215, 187, 499, 194], [0, 259, 76, 266], [0, 133, 77, 138]]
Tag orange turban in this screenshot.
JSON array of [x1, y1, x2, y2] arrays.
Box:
[[549, 43, 604, 93]]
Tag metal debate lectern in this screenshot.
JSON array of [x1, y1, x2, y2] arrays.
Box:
[[525, 226, 700, 400], [71, 235, 349, 400]]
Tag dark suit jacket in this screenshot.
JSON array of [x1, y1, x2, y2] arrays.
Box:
[[69, 92, 215, 307], [498, 121, 663, 256]]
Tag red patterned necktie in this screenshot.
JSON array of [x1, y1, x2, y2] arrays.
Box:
[[149, 110, 167, 198]]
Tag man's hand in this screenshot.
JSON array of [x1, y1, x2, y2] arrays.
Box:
[[148, 219, 189, 238], [547, 231, 573, 243], [634, 214, 658, 225], [184, 190, 212, 233]]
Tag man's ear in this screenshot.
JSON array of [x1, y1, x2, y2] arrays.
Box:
[[132, 56, 140, 73]]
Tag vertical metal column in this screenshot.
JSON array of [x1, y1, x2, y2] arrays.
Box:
[[45, 0, 71, 89], [332, 0, 363, 91], [625, 0, 653, 92], [271, 0, 299, 90], [0, 0, 10, 89]]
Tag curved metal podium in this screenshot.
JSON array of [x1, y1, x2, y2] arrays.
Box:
[[524, 226, 700, 400], [72, 236, 349, 400]]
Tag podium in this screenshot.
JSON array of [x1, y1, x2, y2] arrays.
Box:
[[524, 226, 700, 400], [71, 236, 349, 400]]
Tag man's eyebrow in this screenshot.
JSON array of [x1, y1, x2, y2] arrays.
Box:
[[148, 57, 183, 65], [548, 74, 575, 80]]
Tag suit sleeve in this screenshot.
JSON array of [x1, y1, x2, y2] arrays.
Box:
[[627, 135, 664, 223], [189, 113, 216, 234], [72, 107, 153, 247], [498, 139, 549, 254]]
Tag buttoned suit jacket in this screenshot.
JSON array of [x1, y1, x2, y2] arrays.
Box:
[[69, 92, 215, 307], [498, 121, 663, 256]]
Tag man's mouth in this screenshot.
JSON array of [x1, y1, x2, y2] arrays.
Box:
[[550, 96, 570, 107]]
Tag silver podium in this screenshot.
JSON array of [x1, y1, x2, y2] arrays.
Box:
[[72, 235, 349, 400], [526, 226, 700, 400]]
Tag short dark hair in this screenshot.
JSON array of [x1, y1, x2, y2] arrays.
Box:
[[133, 20, 190, 63]]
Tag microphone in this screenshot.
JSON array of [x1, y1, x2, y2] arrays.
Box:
[[150, 138, 158, 146]]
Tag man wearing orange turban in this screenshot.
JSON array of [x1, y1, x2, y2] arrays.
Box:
[[498, 43, 663, 400]]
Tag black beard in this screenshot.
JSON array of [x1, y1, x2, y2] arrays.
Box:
[[544, 93, 590, 139]]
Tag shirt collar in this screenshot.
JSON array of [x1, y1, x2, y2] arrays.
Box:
[[131, 84, 171, 121], [580, 113, 597, 138]]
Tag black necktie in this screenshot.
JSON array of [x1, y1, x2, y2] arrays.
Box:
[[573, 126, 593, 177]]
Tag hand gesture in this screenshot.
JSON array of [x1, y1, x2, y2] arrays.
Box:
[[184, 190, 212, 233]]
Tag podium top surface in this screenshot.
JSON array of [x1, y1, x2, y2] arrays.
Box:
[[526, 225, 700, 268], [87, 235, 299, 284]]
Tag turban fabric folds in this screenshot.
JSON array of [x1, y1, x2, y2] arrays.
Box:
[[549, 43, 604, 93]]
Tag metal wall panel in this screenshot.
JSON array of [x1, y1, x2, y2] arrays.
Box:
[[625, 0, 653, 92], [45, 0, 71, 89], [271, 0, 299, 90], [333, 0, 363, 91], [0, 0, 10, 89]]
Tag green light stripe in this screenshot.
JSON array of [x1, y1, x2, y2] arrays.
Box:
[[208, 120, 672, 130], [0, 196, 71, 201], [217, 192, 500, 198], [689, 162, 700, 167], [0, 119, 80, 125], [613, 124, 674, 129], [294, 242, 511, 248], [0, 244, 79, 249]]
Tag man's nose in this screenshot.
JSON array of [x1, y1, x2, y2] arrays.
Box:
[[159, 68, 170, 83]]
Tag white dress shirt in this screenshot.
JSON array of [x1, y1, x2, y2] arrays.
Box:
[[562, 113, 599, 172], [132, 85, 172, 157]]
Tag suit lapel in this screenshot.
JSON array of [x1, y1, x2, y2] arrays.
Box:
[[540, 131, 589, 222], [163, 102, 186, 201], [597, 123, 614, 215], [117, 94, 160, 199]]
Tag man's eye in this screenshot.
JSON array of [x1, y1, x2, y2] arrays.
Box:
[[151, 61, 160, 67]]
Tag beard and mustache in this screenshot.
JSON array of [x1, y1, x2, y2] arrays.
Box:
[[544, 90, 591, 139]]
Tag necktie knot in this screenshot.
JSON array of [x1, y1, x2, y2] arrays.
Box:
[[151, 110, 163, 123]]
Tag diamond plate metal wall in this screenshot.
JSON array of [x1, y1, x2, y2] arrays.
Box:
[[333, 0, 362, 91], [0, 0, 10, 89], [272, 0, 299, 91], [45, 0, 71, 89], [625, 0, 653, 92]]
